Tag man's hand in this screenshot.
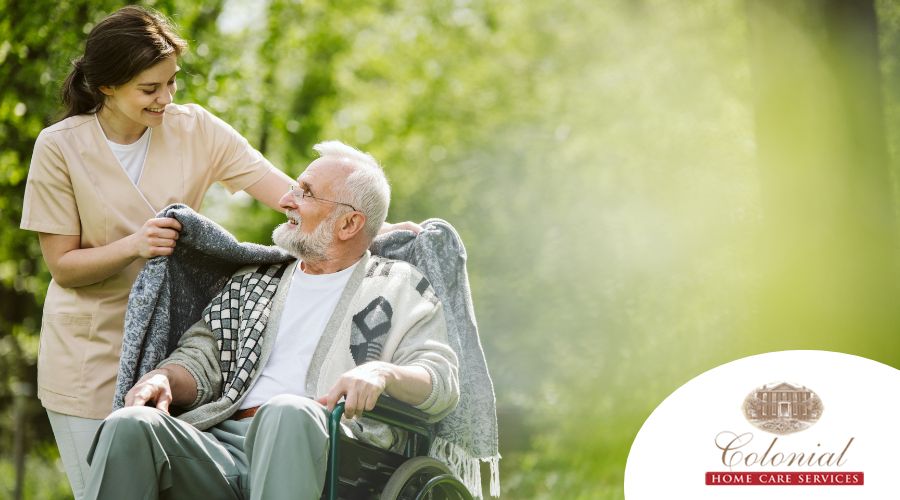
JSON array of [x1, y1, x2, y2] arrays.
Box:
[[125, 370, 174, 414], [316, 362, 395, 419]]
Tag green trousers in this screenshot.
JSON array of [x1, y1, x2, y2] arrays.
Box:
[[84, 394, 330, 500]]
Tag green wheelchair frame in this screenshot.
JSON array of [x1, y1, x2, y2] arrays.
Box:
[[322, 397, 473, 500]]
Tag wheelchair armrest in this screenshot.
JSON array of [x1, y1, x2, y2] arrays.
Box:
[[367, 395, 442, 425], [329, 396, 440, 444]]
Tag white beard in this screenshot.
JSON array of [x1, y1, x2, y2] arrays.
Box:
[[272, 211, 335, 261]]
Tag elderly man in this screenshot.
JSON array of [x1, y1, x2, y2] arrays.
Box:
[[84, 141, 460, 500]]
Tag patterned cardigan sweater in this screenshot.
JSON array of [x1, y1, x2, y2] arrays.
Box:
[[159, 252, 460, 442]]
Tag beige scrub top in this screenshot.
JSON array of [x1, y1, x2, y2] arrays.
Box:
[[20, 103, 276, 419]]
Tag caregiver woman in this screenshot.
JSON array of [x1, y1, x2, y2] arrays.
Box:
[[20, 6, 412, 499]]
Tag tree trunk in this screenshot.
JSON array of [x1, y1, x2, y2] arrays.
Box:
[[746, 0, 900, 361]]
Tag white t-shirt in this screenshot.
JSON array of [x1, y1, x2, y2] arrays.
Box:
[[240, 260, 360, 409], [99, 117, 151, 185]]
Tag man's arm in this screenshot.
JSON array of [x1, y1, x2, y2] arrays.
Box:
[[124, 317, 223, 413], [316, 361, 433, 419], [318, 281, 460, 420], [124, 364, 198, 414]]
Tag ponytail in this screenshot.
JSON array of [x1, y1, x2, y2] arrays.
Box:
[[60, 57, 103, 119], [57, 6, 187, 121]]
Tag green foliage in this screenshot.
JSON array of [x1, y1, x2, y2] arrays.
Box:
[[0, 442, 71, 499], [0, 1, 122, 485]]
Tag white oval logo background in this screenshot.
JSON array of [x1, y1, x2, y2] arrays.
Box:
[[624, 351, 900, 500]]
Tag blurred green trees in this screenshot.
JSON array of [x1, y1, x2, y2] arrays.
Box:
[[3, 0, 900, 498], [0, 1, 127, 497], [747, 0, 900, 359]]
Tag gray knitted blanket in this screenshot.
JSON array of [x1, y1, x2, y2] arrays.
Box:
[[113, 204, 293, 410], [115, 208, 500, 498], [371, 219, 500, 498]]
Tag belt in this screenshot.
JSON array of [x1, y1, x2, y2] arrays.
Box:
[[230, 406, 261, 420]]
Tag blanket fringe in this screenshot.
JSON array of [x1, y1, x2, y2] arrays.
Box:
[[488, 454, 500, 498], [429, 436, 501, 499]]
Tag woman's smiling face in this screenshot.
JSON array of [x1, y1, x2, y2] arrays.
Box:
[[99, 55, 179, 139]]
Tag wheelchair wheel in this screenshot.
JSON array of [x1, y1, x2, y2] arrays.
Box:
[[380, 456, 472, 500]]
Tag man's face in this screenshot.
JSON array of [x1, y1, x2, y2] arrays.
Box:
[[272, 158, 351, 260]]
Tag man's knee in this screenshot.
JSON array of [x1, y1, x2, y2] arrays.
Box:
[[97, 406, 166, 443], [90, 406, 165, 464], [255, 395, 328, 433], [244, 396, 330, 497], [105, 405, 166, 425]]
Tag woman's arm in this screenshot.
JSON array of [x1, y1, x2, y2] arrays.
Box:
[[39, 217, 182, 288], [242, 169, 294, 211]]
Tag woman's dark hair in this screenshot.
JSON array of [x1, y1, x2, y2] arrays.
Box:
[[61, 5, 187, 119]]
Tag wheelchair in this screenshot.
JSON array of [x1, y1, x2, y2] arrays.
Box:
[[322, 396, 474, 500]]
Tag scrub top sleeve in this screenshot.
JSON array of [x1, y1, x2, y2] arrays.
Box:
[[20, 132, 81, 236], [200, 107, 277, 194]]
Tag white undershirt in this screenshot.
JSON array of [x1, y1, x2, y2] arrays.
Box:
[[241, 260, 360, 409], [99, 117, 151, 185]]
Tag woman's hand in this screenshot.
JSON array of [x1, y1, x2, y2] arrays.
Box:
[[379, 221, 423, 235], [131, 217, 183, 258], [39, 216, 182, 288]]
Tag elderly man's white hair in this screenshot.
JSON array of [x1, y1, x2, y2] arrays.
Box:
[[313, 140, 391, 239]]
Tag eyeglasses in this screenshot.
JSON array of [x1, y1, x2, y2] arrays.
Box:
[[289, 185, 358, 212]]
